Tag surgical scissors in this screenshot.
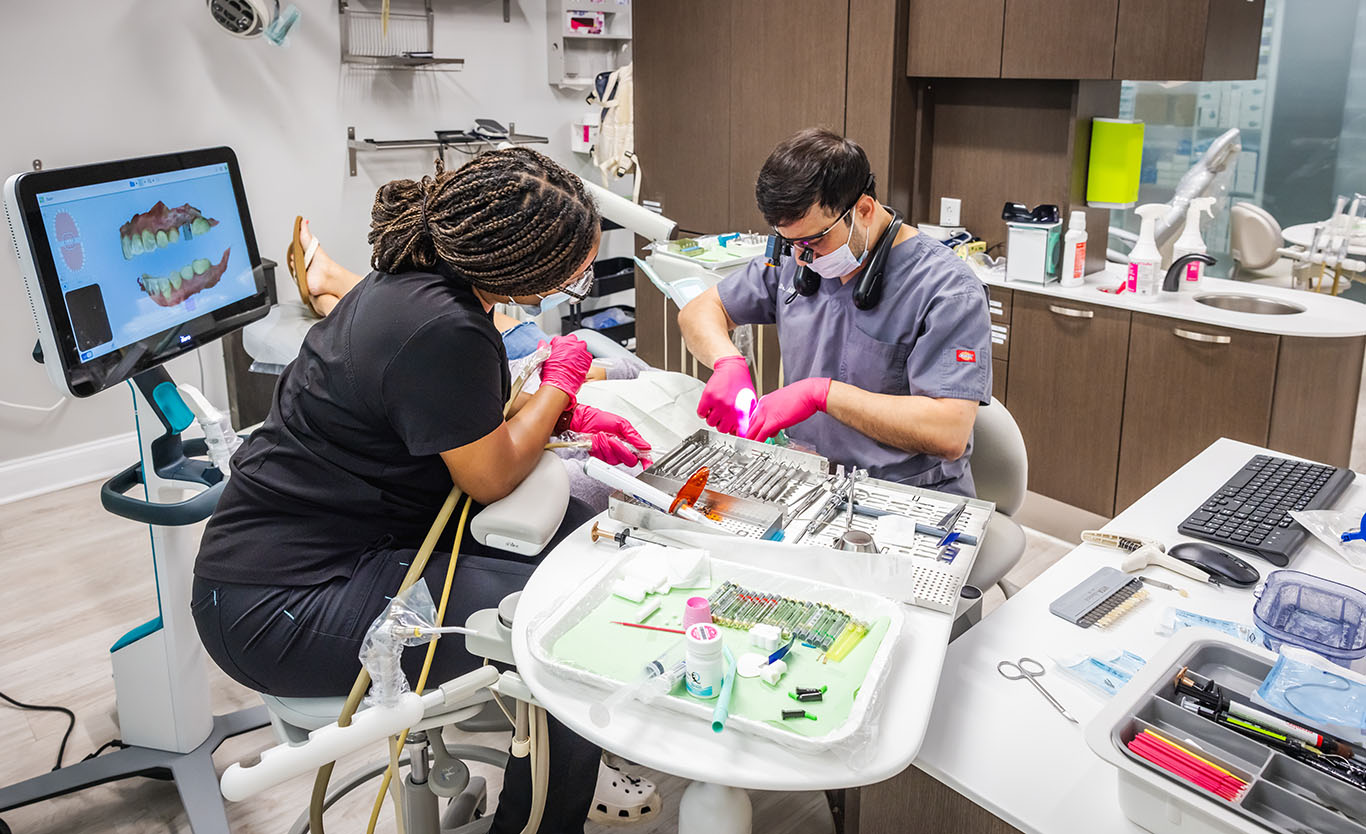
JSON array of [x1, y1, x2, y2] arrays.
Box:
[[997, 657, 1077, 724]]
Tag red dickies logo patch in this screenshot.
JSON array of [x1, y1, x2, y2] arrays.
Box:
[[955, 349, 976, 363]]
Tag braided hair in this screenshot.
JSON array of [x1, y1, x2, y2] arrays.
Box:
[[368, 147, 600, 296]]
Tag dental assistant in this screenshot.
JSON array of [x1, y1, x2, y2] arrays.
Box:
[[678, 128, 992, 496]]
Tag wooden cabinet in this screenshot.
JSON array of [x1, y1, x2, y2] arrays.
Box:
[[1112, 0, 1266, 81], [727, 1, 850, 233], [633, 0, 732, 234], [912, 0, 1264, 82], [988, 287, 1011, 403], [1006, 294, 1131, 516], [906, 0, 1004, 77], [1115, 313, 1280, 511], [1000, 0, 1119, 79]]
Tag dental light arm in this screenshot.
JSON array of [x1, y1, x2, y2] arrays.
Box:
[[1153, 128, 1241, 249], [579, 179, 677, 243]]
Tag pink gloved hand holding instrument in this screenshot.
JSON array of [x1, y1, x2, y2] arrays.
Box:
[[744, 377, 832, 443], [558, 405, 653, 467], [696, 355, 757, 436]]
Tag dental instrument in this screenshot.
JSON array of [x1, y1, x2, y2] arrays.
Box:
[[997, 657, 1078, 723]]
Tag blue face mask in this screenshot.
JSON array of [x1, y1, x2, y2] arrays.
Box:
[[806, 214, 869, 279], [509, 291, 571, 317]]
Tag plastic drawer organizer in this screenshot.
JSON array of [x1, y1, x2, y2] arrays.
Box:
[[526, 548, 904, 752], [607, 429, 994, 614], [1089, 631, 1366, 834]]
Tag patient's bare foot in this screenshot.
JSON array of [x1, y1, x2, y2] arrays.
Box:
[[297, 220, 364, 300]]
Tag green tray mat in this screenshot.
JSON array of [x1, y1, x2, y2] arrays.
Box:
[[550, 583, 890, 738]]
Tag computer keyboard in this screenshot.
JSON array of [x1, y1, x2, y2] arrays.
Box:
[[1177, 454, 1355, 567]]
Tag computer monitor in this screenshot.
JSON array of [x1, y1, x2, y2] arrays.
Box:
[[5, 147, 270, 397]]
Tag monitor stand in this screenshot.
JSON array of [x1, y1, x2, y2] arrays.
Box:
[[0, 366, 268, 834]]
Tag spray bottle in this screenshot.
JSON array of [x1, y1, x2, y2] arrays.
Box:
[[1128, 204, 1167, 301], [1171, 197, 1216, 290]]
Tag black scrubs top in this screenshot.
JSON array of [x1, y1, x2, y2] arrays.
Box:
[[195, 265, 510, 586]]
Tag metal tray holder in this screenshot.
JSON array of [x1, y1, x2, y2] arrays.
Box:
[[608, 429, 992, 613], [1088, 630, 1366, 834]]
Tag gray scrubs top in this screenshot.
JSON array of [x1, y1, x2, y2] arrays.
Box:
[[717, 232, 992, 496]]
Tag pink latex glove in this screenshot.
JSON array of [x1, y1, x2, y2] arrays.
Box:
[[744, 377, 832, 443], [559, 405, 653, 467], [537, 335, 593, 408], [696, 355, 757, 436]]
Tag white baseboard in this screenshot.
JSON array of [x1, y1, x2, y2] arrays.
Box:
[[0, 431, 138, 505]]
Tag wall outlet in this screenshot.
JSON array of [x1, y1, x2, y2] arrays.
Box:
[[940, 197, 961, 227]]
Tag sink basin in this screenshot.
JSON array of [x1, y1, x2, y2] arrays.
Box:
[[1193, 293, 1306, 315]]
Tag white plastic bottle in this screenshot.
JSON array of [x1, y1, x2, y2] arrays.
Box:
[[1060, 210, 1088, 288], [684, 623, 723, 699], [1128, 204, 1167, 301], [1171, 197, 1216, 290]]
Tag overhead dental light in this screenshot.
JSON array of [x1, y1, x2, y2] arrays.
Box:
[[205, 0, 301, 45]]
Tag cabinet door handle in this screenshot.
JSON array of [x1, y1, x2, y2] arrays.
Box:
[[1048, 304, 1093, 319], [1173, 327, 1231, 345]]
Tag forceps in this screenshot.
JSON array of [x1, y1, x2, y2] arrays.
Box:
[[997, 657, 1077, 724]]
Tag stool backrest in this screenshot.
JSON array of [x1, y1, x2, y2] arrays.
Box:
[[971, 397, 1028, 516]]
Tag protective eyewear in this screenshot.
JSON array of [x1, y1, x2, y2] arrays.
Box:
[[772, 206, 853, 253], [1001, 202, 1061, 225], [561, 264, 595, 301]]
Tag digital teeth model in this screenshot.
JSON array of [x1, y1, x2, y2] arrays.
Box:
[[120, 201, 219, 259], [138, 248, 231, 307]]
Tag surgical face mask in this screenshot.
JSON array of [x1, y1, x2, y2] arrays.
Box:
[[509, 291, 571, 317], [806, 214, 868, 279]]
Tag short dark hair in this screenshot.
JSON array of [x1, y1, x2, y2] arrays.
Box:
[[755, 128, 876, 228]]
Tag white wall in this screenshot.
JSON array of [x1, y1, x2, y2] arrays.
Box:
[[0, 0, 626, 499]]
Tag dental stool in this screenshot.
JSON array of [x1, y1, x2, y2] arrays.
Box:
[[234, 453, 572, 834], [956, 398, 1029, 637]]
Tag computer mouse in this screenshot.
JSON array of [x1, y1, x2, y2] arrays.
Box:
[[1168, 542, 1261, 588]]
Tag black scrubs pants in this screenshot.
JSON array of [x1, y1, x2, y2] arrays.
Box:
[[192, 498, 600, 834]]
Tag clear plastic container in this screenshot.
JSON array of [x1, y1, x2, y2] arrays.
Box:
[[1252, 570, 1366, 667]]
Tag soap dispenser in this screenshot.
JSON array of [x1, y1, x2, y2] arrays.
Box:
[[1162, 254, 1217, 295]]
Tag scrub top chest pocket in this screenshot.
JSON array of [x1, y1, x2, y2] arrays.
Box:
[[839, 325, 912, 396]]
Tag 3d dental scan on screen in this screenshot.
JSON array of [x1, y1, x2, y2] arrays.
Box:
[[5, 147, 270, 397]]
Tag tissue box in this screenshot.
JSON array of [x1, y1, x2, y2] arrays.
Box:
[[1006, 221, 1062, 285]]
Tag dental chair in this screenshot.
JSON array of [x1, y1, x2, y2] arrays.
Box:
[[222, 452, 573, 834]]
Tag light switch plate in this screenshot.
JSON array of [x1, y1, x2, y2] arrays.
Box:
[[940, 197, 961, 227]]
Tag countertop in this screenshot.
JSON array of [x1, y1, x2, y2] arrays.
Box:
[[981, 262, 1366, 338], [914, 437, 1366, 834]]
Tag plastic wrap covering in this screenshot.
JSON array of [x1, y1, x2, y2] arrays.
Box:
[[358, 580, 441, 708], [1255, 647, 1366, 743], [525, 545, 903, 766], [1153, 128, 1241, 249], [507, 344, 552, 398], [1291, 507, 1366, 570]]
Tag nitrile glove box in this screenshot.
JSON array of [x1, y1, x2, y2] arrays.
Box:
[[1006, 220, 1062, 285]]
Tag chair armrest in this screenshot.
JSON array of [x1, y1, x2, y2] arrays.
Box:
[[470, 451, 569, 557]]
